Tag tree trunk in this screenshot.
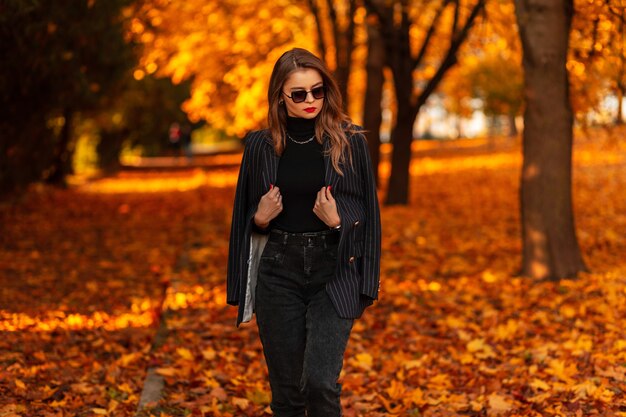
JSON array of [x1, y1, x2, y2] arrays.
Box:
[[363, 17, 385, 186], [488, 114, 497, 149], [97, 129, 128, 175], [508, 112, 518, 137], [617, 84, 624, 125], [0, 118, 53, 197], [45, 108, 75, 187], [515, 0, 587, 280], [307, 0, 327, 61], [332, 0, 356, 111], [307, 0, 355, 111], [616, 9, 625, 125], [385, 103, 417, 205], [456, 108, 464, 139], [366, 0, 485, 205], [335, 63, 351, 112], [384, 1, 415, 205]]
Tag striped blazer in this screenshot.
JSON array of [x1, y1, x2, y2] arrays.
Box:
[[227, 128, 381, 326]]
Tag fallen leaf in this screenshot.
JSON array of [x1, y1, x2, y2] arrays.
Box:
[[487, 393, 513, 414]]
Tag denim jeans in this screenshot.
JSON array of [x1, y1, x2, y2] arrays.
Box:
[[255, 229, 354, 417]]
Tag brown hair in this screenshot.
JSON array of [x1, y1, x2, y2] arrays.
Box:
[[267, 48, 355, 175]]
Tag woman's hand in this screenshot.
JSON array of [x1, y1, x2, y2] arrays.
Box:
[[313, 186, 341, 228], [254, 185, 282, 228]]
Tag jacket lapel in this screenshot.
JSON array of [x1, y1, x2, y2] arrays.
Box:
[[323, 138, 339, 188], [262, 134, 279, 190]]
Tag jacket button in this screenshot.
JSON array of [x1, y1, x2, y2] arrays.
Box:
[[349, 256, 355, 263], [354, 221, 360, 227]]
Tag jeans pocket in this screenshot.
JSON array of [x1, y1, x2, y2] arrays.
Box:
[[260, 241, 284, 267], [325, 245, 338, 261], [315, 244, 338, 284]]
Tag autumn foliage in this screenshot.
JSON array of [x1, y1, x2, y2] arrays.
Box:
[[1, 128, 626, 416]]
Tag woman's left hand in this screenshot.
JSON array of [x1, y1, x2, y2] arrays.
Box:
[[313, 186, 341, 228]]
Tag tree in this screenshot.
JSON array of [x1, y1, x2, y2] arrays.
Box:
[[0, 0, 135, 194], [439, 1, 523, 139], [569, 0, 626, 125], [130, 0, 315, 137], [362, 13, 385, 184], [364, 0, 486, 205], [514, 0, 587, 279], [470, 49, 523, 137], [94, 74, 192, 174], [306, 0, 357, 110]]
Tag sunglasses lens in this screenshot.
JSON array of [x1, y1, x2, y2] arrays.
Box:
[[291, 91, 307, 103], [287, 86, 325, 103], [312, 86, 325, 99]]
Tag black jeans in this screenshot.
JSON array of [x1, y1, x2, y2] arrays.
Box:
[[255, 229, 354, 417]]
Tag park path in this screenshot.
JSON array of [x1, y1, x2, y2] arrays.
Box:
[[1, 131, 625, 416], [0, 173, 236, 416]]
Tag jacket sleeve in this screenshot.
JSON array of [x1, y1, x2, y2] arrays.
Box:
[[355, 133, 382, 300], [226, 135, 252, 306]]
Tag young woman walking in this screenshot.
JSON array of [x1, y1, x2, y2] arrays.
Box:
[[227, 47, 381, 417]]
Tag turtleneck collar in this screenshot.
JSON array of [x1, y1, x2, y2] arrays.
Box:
[[286, 116, 316, 139]]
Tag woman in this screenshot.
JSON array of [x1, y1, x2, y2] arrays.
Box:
[[227, 48, 381, 417]]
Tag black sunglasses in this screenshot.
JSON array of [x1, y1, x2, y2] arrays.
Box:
[[283, 86, 326, 103]]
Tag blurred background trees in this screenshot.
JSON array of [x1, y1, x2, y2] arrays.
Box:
[[1, 0, 623, 279], [94, 74, 192, 174], [0, 0, 135, 192], [0, 0, 192, 193]]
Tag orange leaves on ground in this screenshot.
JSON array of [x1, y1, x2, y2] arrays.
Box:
[[135, 131, 626, 416], [0, 174, 233, 416], [351, 352, 374, 371], [1, 129, 626, 416]]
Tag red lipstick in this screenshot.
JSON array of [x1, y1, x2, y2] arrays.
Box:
[[304, 107, 317, 113]]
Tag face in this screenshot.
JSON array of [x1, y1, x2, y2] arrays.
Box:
[[281, 68, 324, 119]]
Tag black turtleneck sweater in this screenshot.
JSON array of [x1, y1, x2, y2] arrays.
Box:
[[273, 116, 327, 232]]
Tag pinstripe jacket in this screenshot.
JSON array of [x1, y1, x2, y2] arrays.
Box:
[[227, 128, 381, 326]]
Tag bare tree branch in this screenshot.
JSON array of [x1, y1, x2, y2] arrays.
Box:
[[345, 0, 357, 67], [416, 0, 486, 108], [307, 0, 327, 59], [603, 0, 626, 24], [412, 0, 450, 70], [326, 0, 341, 66], [588, 17, 600, 59], [452, 0, 460, 36]]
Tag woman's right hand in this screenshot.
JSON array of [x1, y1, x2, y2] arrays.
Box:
[[254, 185, 282, 228]]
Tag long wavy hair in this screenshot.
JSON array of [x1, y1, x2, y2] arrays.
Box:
[[267, 48, 355, 175]]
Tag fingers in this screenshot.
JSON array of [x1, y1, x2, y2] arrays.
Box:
[[274, 186, 282, 208], [318, 186, 329, 202], [264, 185, 281, 207], [314, 186, 333, 214], [261, 185, 282, 213], [311, 186, 339, 228], [326, 185, 335, 201], [273, 188, 282, 207], [269, 191, 282, 212], [267, 185, 280, 197]]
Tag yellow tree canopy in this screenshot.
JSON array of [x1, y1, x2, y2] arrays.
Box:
[[443, 0, 623, 123], [570, 0, 625, 121], [441, 1, 522, 120], [130, 0, 316, 136], [128, 0, 622, 137]]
